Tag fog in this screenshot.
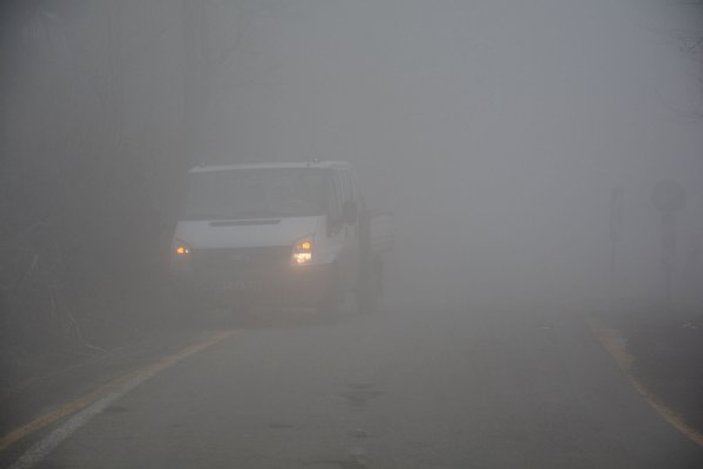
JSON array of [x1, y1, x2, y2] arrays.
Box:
[[3, 1, 701, 312], [202, 1, 701, 308], [1, 2, 703, 466]]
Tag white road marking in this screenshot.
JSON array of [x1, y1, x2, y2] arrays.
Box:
[[8, 330, 236, 469]]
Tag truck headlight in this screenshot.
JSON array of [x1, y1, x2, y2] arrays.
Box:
[[291, 238, 313, 265]]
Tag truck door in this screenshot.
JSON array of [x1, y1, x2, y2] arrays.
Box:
[[337, 170, 360, 290]]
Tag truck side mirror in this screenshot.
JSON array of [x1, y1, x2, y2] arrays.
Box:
[[342, 200, 358, 225]]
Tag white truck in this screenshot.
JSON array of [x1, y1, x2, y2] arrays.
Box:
[[170, 161, 391, 314]]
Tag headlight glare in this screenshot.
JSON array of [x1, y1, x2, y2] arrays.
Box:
[[291, 238, 313, 265]]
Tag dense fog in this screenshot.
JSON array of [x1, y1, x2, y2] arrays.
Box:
[[3, 2, 703, 468], [202, 1, 703, 308], [1, 0, 702, 347]]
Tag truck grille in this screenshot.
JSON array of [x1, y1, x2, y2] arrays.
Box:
[[190, 246, 290, 278]]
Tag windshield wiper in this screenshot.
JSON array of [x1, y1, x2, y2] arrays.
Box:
[[225, 210, 288, 219], [181, 212, 233, 221], [182, 211, 284, 221]]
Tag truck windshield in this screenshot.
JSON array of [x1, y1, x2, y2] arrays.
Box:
[[182, 168, 330, 220]]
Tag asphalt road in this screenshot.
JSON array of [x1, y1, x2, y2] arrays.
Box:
[[7, 303, 703, 468]]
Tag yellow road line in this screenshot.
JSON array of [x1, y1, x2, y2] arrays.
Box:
[[586, 316, 703, 448], [0, 329, 236, 453]]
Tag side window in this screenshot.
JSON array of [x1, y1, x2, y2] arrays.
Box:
[[346, 171, 356, 203], [339, 171, 348, 204], [327, 171, 343, 224], [339, 170, 354, 204]]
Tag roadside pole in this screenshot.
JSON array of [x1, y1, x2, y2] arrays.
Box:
[[609, 185, 624, 308], [651, 180, 687, 304]]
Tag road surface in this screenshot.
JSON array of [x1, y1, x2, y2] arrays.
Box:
[[4, 303, 703, 468]]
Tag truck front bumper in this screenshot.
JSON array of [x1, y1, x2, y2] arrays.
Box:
[[171, 263, 335, 308]]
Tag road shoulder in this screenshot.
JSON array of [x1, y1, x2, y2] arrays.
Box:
[[587, 306, 703, 448]]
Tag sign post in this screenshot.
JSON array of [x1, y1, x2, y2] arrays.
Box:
[[609, 186, 624, 305], [651, 180, 687, 303]]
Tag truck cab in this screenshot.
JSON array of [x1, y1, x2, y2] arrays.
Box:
[[171, 161, 371, 313]]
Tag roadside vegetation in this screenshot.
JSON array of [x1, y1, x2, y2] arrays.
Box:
[[0, 3, 198, 367]]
